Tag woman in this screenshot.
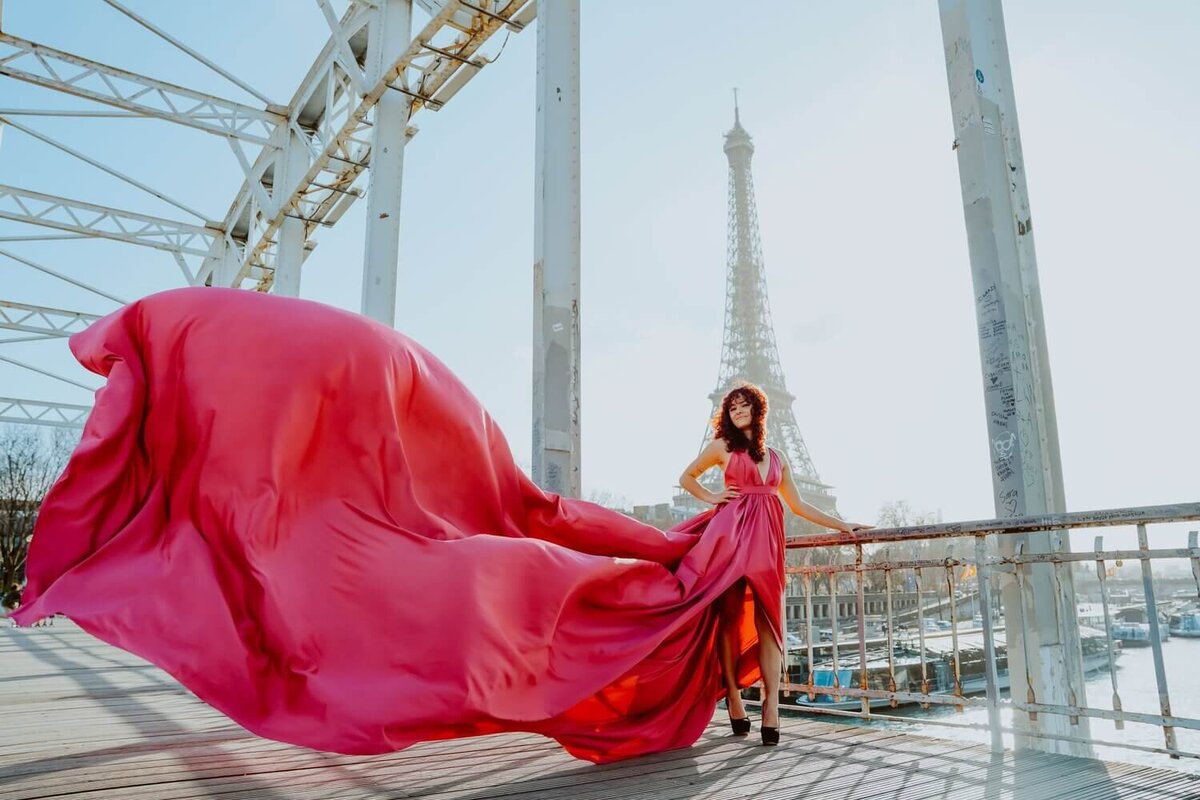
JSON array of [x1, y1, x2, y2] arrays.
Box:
[[12, 288, 866, 762], [676, 384, 868, 745]]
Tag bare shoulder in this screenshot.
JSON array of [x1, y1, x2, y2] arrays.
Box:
[[704, 437, 732, 464], [771, 447, 791, 471], [708, 438, 736, 470], [683, 437, 731, 478]]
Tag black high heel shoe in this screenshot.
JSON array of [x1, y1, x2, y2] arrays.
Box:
[[761, 726, 779, 746], [729, 716, 751, 736]]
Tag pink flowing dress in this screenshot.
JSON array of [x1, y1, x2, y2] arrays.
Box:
[[12, 288, 788, 763]]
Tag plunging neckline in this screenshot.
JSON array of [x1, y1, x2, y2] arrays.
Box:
[[738, 448, 773, 484]]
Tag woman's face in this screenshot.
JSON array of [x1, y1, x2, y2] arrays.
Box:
[[729, 394, 754, 430]]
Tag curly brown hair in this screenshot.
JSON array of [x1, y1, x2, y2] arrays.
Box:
[[711, 382, 768, 463]]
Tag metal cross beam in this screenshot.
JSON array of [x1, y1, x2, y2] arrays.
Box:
[[0, 396, 89, 429], [0, 184, 219, 265], [205, 0, 535, 292], [0, 300, 99, 337], [0, 248, 129, 305], [0, 113, 211, 222], [0, 32, 283, 144], [0, 1, 536, 433]]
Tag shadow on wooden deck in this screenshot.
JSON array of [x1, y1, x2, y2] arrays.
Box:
[[3, 622, 1198, 799]]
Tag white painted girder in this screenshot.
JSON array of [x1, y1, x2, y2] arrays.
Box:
[[0, 300, 98, 337], [0, 32, 283, 145], [0, 248, 129, 305], [359, 0, 411, 324], [0, 184, 218, 265], [99, 0, 275, 107], [0, 396, 89, 429], [207, 0, 535, 291], [0, 2, 533, 430], [532, 0, 581, 497], [0, 114, 210, 222]]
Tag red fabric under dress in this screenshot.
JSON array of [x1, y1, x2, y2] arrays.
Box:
[[12, 288, 787, 763]]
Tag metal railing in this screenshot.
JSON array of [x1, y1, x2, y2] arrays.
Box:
[[774, 502, 1200, 762]]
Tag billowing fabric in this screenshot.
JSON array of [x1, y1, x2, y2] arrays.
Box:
[[13, 288, 786, 763]]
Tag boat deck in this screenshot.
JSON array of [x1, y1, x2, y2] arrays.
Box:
[[4, 622, 1199, 800]]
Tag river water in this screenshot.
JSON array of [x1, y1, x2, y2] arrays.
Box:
[[793, 637, 1200, 774]]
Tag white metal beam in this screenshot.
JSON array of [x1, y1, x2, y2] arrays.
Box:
[[0, 32, 282, 144], [0, 300, 98, 337], [198, 232, 247, 288], [0, 396, 89, 429], [0, 114, 210, 221], [531, 0, 581, 497], [316, 0, 369, 97], [99, 0, 275, 107], [0, 334, 56, 344], [273, 126, 313, 296], [939, 0, 1090, 758], [0, 248, 129, 305], [0, 184, 218, 261], [0, 108, 180, 118], [0, 353, 98, 391], [206, 0, 536, 291], [360, 0, 411, 324], [0, 233, 93, 241]]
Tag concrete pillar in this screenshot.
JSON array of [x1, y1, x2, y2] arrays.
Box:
[[938, 0, 1091, 757], [532, 0, 581, 497], [273, 127, 311, 296], [361, 0, 411, 326]]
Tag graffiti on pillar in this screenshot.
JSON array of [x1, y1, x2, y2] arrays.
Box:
[[546, 462, 563, 493], [976, 283, 999, 311], [979, 287, 1016, 432], [999, 488, 1020, 517], [1017, 381, 1039, 489], [992, 432, 1016, 483], [975, 281, 1025, 510], [1006, 335, 1043, 494]]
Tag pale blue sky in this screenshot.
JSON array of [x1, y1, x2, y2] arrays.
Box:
[[1, 1, 1197, 539]]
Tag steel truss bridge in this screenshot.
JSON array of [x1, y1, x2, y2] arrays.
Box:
[[0, 0, 581, 496], [2, 0, 1198, 770]]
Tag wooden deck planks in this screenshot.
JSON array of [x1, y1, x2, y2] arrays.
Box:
[[2, 622, 1199, 800]]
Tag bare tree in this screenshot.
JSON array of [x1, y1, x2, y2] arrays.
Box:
[[863, 501, 946, 592], [875, 500, 942, 530], [585, 489, 632, 512], [1, 426, 77, 610]]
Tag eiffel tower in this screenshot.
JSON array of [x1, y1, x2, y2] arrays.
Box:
[[690, 96, 840, 533]]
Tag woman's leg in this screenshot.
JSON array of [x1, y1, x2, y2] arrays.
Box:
[[717, 581, 747, 720], [754, 601, 782, 728]]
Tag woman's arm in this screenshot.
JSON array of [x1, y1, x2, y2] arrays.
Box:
[[679, 439, 739, 506], [776, 451, 871, 533]]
